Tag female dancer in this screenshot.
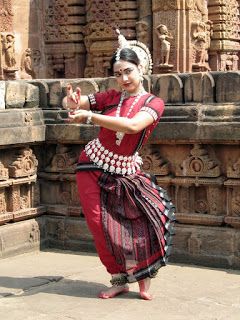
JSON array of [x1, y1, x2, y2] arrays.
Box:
[[62, 45, 175, 300]]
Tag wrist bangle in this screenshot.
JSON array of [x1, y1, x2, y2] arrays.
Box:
[[86, 110, 93, 124]]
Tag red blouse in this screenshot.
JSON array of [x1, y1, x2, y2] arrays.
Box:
[[79, 89, 164, 162]]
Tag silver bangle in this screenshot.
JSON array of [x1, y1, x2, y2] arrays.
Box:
[[86, 111, 93, 124]]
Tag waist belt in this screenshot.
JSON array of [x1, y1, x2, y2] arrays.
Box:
[[75, 162, 104, 173]]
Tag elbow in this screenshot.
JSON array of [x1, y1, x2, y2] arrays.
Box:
[[125, 122, 141, 134]]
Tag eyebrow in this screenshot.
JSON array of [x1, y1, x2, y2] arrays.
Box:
[[114, 67, 134, 74]]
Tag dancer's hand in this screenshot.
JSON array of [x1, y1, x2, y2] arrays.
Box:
[[62, 84, 81, 110], [66, 109, 90, 124]]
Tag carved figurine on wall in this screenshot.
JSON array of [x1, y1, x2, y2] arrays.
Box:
[[2, 33, 16, 69], [192, 21, 211, 71], [20, 48, 36, 79], [136, 21, 150, 48], [155, 24, 173, 66]]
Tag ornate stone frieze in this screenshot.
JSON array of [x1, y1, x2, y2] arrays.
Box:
[[208, 0, 240, 71], [20, 48, 36, 80], [0, 161, 8, 180], [0, 189, 6, 213], [152, 0, 180, 11], [176, 144, 221, 177], [8, 148, 38, 178], [44, 0, 69, 43], [140, 145, 170, 176], [0, 0, 13, 32], [227, 158, 240, 178], [46, 144, 78, 173]]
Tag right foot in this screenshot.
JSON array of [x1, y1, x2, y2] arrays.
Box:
[[98, 285, 129, 299], [138, 278, 153, 300]]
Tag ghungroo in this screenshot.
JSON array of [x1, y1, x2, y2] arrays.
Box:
[[110, 274, 128, 286]]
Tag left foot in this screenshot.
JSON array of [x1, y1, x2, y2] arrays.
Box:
[[98, 284, 129, 299]]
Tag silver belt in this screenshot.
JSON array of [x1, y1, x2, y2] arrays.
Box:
[[85, 138, 142, 175]]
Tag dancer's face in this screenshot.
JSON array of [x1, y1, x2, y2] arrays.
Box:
[[113, 60, 142, 94]]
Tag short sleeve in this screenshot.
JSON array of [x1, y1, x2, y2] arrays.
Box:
[[88, 89, 120, 112], [140, 95, 165, 122]]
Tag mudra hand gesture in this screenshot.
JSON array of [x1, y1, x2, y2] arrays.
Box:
[[62, 84, 81, 110], [62, 84, 92, 124]]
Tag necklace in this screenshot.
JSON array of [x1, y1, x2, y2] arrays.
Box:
[[115, 90, 146, 146]]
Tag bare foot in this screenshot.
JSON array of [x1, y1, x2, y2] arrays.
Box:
[[98, 285, 129, 299], [138, 278, 153, 300]]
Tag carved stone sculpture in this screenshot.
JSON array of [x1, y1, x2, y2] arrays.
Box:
[[155, 24, 173, 66], [2, 33, 16, 68], [136, 20, 150, 48], [20, 48, 36, 79], [192, 21, 212, 71]]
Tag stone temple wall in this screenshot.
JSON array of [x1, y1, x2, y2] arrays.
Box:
[[0, 73, 240, 269], [1, 1, 240, 80]]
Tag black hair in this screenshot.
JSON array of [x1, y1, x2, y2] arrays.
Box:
[[110, 48, 140, 74]]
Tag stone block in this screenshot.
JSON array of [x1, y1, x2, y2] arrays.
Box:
[[25, 83, 39, 108], [213, 72, 240, 103], [202, 73, 215, 103], [47, 80, 62, 108], [181, 73, 215, 103], [171, 224, 240, 269], [0, 81, 6, 110], [0, 109, 46, 146], [152, 74, 183, 104], [5, 81, 26, 108], [0, 217, 47, 259], [28, 80, 49, 109], [61, 79, 99, 96], [45, 216, 95, 252], [98, 77, 119, 92]]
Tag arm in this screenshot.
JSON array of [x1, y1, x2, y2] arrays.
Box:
[[67, 109, 154, 134]]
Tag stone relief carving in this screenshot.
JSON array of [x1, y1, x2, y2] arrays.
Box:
[[0, 161, 8, 180], [44, 0, 69, 42], [46, 145, 77, 173], [0, 0, 13, 32], [188, 234, 201, 255], [187, 0, 208, 16], [140, 145, 170, 176], [192, 21, 212, 71], [231, 189, 240, 216], [227, 158, 240, 178], [0, 190, 7, 213], [29, 224, 40, 244], [1, 33, 16, 68], [8, 148, 38, 178], [220, 53, 239, 72], [176, 145, 221, 177], [155, 24, 173, 66], [20, 48, 36, 79], [136, 20, 150, 48]]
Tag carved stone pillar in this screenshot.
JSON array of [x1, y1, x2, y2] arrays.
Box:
[[0, 0, 13, 79], [136, 0, 152, 50], [225, 158, 240, 228], [0, 0, 15, 80], [173, 144, 225, 226], [152, 0, 209, 73], [85, 0, 139, 78], [43, 0, 86, 78], [208, 0, 240, 71]]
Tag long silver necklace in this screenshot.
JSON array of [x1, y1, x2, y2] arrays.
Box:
[[115, 90, 146, 146]]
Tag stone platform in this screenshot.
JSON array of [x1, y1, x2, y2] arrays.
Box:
[[0, 250, 239, 320]]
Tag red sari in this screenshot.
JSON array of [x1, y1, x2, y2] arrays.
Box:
[[76, 89, 175, 283]]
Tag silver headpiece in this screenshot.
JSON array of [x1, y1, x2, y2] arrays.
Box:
[[115, 29, 153, 75]]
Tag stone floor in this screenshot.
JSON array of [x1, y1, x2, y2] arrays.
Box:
[[0, 249, 239, 320]]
